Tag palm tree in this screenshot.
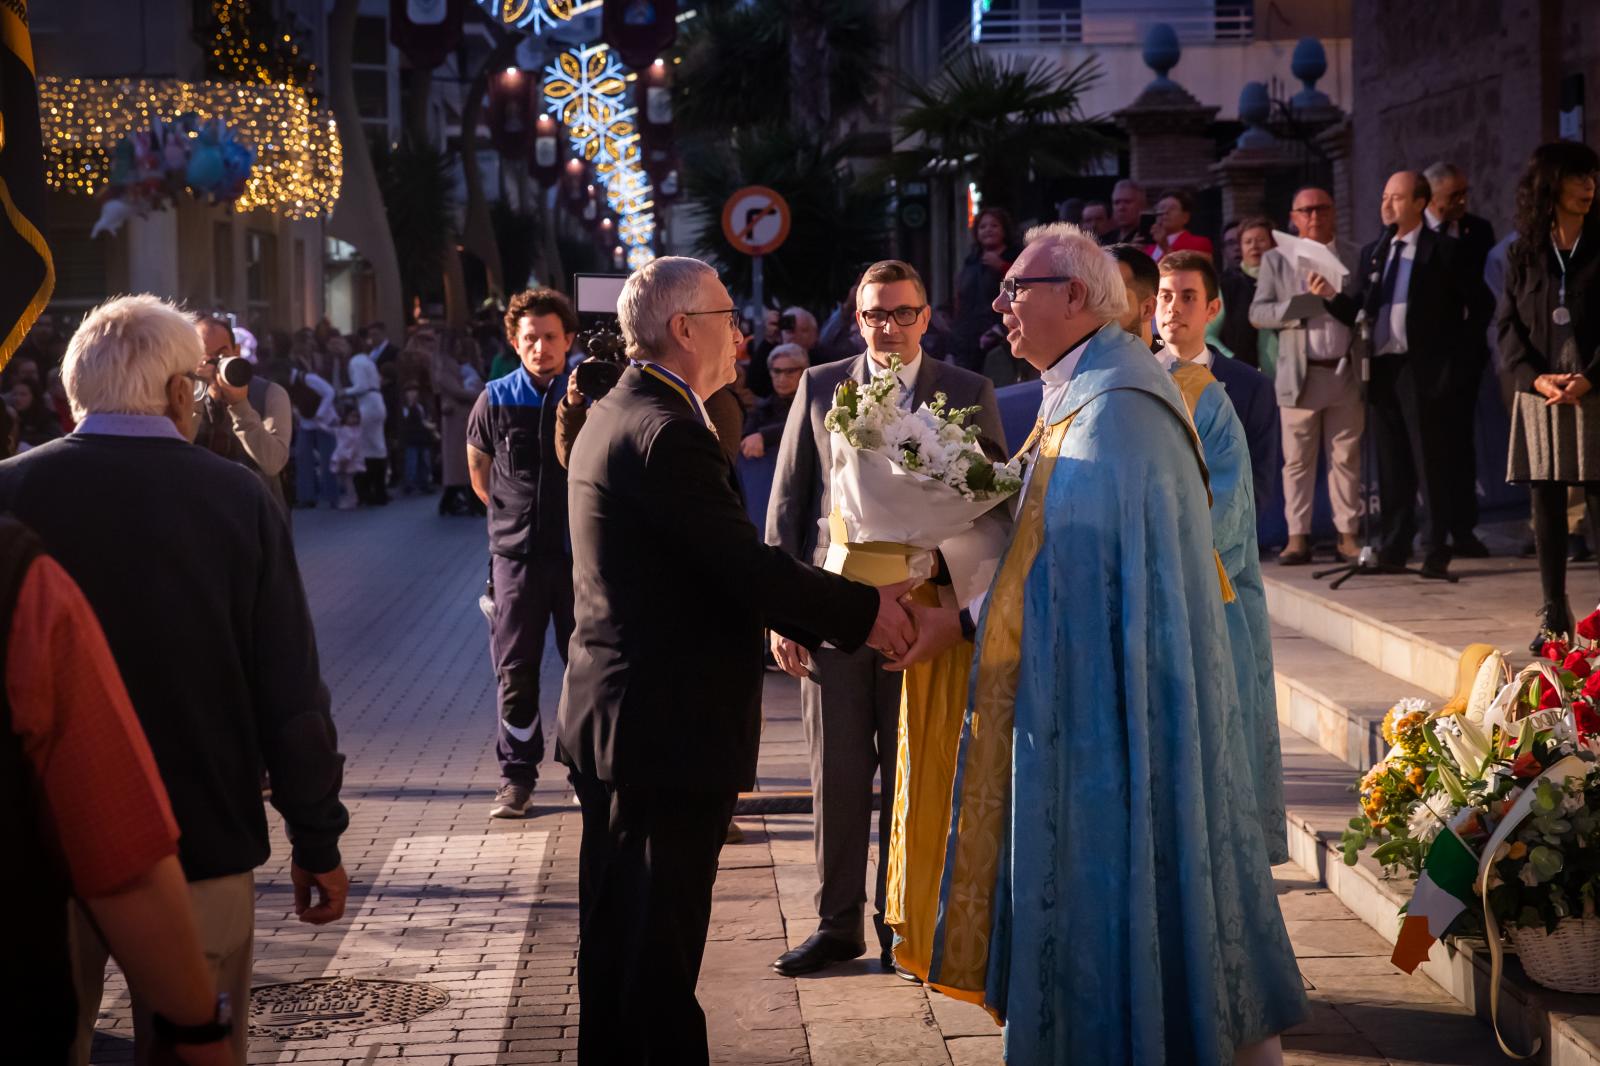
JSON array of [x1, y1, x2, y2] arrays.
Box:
[[673, 0, 882, 145], [896, 50, 1109, 214]]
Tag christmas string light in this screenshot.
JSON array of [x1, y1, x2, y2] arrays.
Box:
[[37, 76, 341, 220]]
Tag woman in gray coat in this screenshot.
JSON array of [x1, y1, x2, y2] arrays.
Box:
[[1501, 140, 1600, 649], [435, 331, 486, 516]]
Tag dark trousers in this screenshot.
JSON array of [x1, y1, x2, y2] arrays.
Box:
[[489, 551, 575, 786], [801, 644, 902, 951], [1445, 350, 1489, 539], [571, 770, 737, 1066], [1531, 482, 1600, 617], [1368, 355, 1453, 564], [355, 457, 389, 505]]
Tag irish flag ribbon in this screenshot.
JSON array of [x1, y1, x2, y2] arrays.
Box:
[[1391, 813, 1478, 974]]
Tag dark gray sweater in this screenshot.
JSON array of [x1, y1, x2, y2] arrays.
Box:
[[0, 433, 346, 879]]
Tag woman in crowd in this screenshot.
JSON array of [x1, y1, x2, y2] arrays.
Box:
[[1146, 188, 1215, 261], [1215, 216, 1277, 370], [435, 331, 486, 516], [1500, 140, 1600, 649], [10, 378, 63, 451], [739, 343, 808, 460], [344, 338, 390, 505], [951, 206, 1020, 374]]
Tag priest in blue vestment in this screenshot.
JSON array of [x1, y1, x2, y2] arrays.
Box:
[[889, 225, 1305, 1064]]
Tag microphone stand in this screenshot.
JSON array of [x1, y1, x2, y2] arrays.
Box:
[[1312, 272, 1456, 589]]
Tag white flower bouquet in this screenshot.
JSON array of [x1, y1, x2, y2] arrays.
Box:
[[820, 357, 1022, 604]]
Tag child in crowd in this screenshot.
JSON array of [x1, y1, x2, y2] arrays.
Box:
[[397, 383, 439, 493], [331, 404, 365, 510]]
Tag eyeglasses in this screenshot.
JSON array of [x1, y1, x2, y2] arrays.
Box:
[[1291, 204, 1334, 216], [999, 275, 1070, 301], [683, 308, 740, 331], [859, 306, 926, 328], [770, 365, 806, 377]]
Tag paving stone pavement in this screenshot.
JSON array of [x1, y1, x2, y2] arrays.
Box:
[[82, 495, 1502, 1064]]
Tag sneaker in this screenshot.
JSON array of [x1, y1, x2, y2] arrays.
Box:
[[490, 782, 533, 818]]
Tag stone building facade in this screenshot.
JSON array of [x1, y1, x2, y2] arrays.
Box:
[[1350, 0, 1598, 243]]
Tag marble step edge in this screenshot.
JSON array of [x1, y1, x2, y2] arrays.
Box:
[[1274, 635, 1439, 773], [1285, 764, 1600, 1065], [1264, 574, 1460, 700]]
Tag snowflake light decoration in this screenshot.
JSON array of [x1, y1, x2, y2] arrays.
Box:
[[544, 42, 657, 262], [627, 246, 656, 270], [476, 0, 574, 34]]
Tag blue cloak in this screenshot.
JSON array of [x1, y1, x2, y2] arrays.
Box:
[[951, 325, 1306, 1063]]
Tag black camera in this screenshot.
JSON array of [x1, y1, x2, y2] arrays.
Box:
[[572, 321, 629, 401]]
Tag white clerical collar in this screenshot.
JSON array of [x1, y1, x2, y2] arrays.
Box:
[[868, 349, 921, 393], [1041, 332, 1094, 388], [1162, 345, 1213, 371]]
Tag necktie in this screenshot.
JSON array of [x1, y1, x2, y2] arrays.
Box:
[[1377, 240, 1402, 310]]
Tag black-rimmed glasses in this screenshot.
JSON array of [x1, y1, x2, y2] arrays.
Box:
[[999, 275, 1070, 301], [860, 306, 926, 328], [682, 308, 741, 330], [1291, 204, 1333, 216]]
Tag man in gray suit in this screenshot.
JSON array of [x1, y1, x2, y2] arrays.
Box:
[[1250, 187, 1364, 565], [764, 260, 1005, 978]]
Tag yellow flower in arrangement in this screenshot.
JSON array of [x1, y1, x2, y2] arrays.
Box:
[[1508, 841, 1528, 860], [1381, 699, 1433, 758]]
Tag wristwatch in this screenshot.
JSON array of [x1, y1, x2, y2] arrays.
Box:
[[152, 992, 233, 1045]]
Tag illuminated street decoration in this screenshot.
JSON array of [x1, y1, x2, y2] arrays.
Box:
[[475, 0, 574, 34], [37, 76, 341, 220], [543, 42, 655, 265]]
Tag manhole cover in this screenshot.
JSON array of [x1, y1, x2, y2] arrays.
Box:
[[249, 977, 450, 1042]]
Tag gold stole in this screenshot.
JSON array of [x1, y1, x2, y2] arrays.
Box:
[[930, 413, 1073, 997]]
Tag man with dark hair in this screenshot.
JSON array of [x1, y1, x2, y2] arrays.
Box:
[[1079, 199, 1111, 238], [1108, 243, 1160, 348], [192, 317, 293, 512], [766, 258, 1004, 980], [466, 288, 579, 818], [1424, 160, 1497, 556], [1157, 250, 1278, 511]]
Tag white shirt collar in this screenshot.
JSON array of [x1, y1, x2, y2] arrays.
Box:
[[1041, 332, 1094, 388], [1161, 345, 1213, 371], [868, 349, 921, 392], [1395, 224, 1422, 250]]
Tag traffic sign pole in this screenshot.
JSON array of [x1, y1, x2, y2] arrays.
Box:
[[751, 255, 764, 321], [722, 185, 791, 317]]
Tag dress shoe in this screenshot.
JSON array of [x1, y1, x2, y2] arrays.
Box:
[[1453, 534, 1491, 559], [881, 948, 922, 983], [1419, 553, 1452, 580], [772, 933, 865, 976], [1278, 535, 1312, 566]]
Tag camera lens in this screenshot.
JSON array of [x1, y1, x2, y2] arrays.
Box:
[[217, 356, 253, 389]]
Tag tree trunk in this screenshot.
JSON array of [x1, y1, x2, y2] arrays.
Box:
[[460, 35, 519, 304], [788, 4, 831, 143], [326, 0, 403, 332]]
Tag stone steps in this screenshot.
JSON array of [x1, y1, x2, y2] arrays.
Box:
[[1272, 623, 1436, 771], [1281, 731, 1600, 1064]]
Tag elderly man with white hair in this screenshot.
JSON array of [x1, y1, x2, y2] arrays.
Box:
[[885, 225, 1309, 1065], [0, 294, 350, 1065], [555, 256, 913, 1066]]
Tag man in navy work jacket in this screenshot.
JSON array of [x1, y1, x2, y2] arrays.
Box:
[[467, 288, 579, 819]]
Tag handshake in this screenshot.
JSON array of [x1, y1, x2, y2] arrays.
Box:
[[769, 579, 965, 678]]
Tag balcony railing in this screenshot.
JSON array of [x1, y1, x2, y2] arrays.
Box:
[[943, 7, 1255, 63]]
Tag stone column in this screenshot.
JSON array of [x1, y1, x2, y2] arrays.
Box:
[[1315, 117, 1356, 246], [1211, 81, 1302, 224], [1112, 25, 1220, 195]]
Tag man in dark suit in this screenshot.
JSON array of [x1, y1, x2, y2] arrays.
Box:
[[1424, 161, 1498, 556], [1328, 170, 1471, 578], [764, 260, 1005, 979], [556, 256, 913, 1066]]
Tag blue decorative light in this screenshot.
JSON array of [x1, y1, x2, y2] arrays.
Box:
[[474, 0, 573, 34]]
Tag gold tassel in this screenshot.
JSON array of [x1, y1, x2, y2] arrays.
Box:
[[1214, 550, 1236, 604]]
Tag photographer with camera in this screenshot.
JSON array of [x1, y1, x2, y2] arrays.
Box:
[[193, 317, 292, 512], [466, 289, 580, 819], [557, 320, 749, 468]]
